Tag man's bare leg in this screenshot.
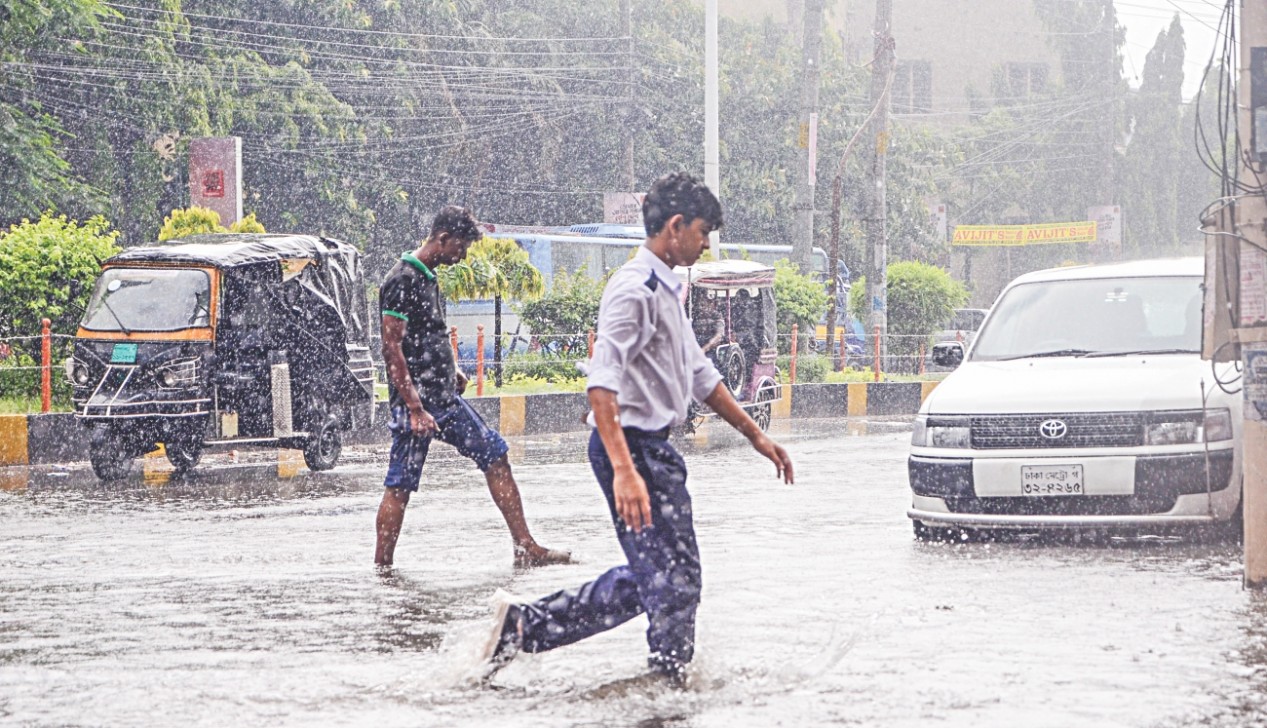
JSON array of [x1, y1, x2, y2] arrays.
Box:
[[375, 488, 411, 566], [483, 456, 571, 567]]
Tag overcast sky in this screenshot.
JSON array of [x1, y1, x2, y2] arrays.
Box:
[[1115, 0, 1227, 99]]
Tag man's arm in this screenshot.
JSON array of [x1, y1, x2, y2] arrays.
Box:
[[381, 315, 438, 436], [703, 382, 795, 484], [589, 387, 652, 533]]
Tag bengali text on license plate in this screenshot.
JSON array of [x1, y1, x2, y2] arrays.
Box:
[[1021, 464, 1084, 495]]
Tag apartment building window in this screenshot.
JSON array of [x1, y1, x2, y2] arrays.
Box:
[[893, 60, 933, 114], [1004, 62, 1049, 99]]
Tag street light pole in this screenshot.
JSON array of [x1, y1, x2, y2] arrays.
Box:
[[862, 0, 895, 374], [791, 0, 825, 271]]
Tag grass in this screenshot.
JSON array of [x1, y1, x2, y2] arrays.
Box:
[[0, 395, 72, 414]]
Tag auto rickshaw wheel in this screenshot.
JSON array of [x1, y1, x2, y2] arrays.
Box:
[[752, 388, 774, 432], [303, 416, 342, 471], [719, 347, 747, 398], [165, 437, 203, 473], [89, 427, 135, 481]]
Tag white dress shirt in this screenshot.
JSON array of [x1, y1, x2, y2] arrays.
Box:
[[586, 246, 723, 431]]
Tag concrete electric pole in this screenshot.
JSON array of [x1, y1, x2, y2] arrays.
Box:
[[862, 0, 895, 372], [620, 0, 635, 192], [790, 0, 825, 271], [1238, 0, 1267, 587], [705, 0, 720, 205]]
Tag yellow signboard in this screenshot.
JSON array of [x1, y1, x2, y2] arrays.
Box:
[[952, 221, 1098, 247]]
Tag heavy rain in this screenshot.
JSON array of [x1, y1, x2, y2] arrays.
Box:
[[3, 0, 1267, 726]]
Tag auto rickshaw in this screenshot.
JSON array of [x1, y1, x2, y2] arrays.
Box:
[[68, 233, 375, 480], [679, 259, 782, 432]]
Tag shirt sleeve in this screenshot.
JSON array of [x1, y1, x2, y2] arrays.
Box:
[[686, 312, 724, 402], [380, 276, 409, 321], [586, 282, 655, 395]]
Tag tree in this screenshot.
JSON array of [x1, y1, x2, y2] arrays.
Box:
[[0, 212, 121, 349], [468, 237, 545, 386], [850, 261, 968, 373], [1121, 15, 1186, 255]]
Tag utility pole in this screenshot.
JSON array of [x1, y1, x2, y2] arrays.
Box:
[[1239, 0, 1267, 587], [705, 0, 720, 204], [620, 0, 635, 191], [862, 0, 895, 372], [790, 0, 825, 271]]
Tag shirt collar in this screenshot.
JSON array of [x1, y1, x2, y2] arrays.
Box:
[[635, 245, 681, 294], [401, 252, 436, 281]]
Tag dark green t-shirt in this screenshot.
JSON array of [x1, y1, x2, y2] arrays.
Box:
[[379, 253, 456, 410]]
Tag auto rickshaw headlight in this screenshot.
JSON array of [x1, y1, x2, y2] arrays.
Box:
[[158, 369, 177, 388], [71, 362, 91, 386]]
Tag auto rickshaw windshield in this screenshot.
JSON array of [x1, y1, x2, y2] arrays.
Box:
[[82, 267, 212, 332]]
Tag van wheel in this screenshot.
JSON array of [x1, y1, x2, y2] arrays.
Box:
[[89, 428, 134, 481], [165, 437, 203, 473], [303, 416, 342, 471]]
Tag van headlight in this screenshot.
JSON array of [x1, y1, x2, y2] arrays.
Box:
[[1143, 409, 1233, 445], [912, 415, 972, 448]]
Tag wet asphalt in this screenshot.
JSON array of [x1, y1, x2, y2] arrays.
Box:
[[1, 417, 1265, 727]]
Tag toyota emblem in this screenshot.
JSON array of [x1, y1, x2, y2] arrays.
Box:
[[1039, 419, 1068, 440]]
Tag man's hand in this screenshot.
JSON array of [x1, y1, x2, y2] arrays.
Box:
[[613, 466, 652, 533], [455, 369, 469, 395], [408, 405, 439, 438], [750, 432, 794, 484]]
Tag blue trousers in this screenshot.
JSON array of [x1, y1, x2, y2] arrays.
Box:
[[516, 428, 702, 674]]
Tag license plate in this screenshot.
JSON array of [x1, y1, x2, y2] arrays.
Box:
[[1021, 464, 1084, 495], [110, 343, 138, 364]]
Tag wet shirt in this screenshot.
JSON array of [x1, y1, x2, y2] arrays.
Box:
[[587, 246, 723, 431], [380, 253, 455, 410]]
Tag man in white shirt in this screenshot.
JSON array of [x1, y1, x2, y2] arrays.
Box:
[[480, 172, 795, 684]]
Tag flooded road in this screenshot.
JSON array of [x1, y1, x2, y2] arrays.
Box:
[[2, 418, 1265, 727]]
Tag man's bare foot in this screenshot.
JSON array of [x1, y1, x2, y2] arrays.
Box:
[[513, 544, 572, 568]]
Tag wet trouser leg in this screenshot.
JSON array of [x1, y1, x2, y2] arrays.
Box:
[[516, 429, 702, 675]]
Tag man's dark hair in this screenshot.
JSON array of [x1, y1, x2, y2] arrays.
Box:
[[430, 205, 482, 243], [642, 172, 724, 237]]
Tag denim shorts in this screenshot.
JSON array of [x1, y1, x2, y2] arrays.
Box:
[[383, 397, 510, 491]]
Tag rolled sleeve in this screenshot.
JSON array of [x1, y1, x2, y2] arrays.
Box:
[[586, 285, 654, 395]]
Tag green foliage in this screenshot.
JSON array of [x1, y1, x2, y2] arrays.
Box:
[[440, 236, 544, 303], [0, 212, 120, 353], [501, 351, 585, 384], [158, 207, 227, 242], [778, 353, 830, 384], [229, 212, 267, 234], [772, 259, 829, 353], [516, 269, 606, 355], [850, 261, 968, 372]]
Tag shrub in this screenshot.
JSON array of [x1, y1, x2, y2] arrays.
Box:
[[516, 268, 606, 355], [777, 353, 830, 383], [157, 206, 227, 241], [500, 351, 585, 383], [229, 212, 267, 234], [773, 259, 829, 354], [849, 261, 968, 373]]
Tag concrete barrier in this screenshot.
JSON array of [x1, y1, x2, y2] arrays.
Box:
[[4, 381, 940, 467]]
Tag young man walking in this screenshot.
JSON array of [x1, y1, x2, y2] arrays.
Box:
[[480, 173, 795, 683], [374, 205, 569, 569]]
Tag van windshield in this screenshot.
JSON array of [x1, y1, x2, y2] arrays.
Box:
[[82, 268, 212, 333], [970, 276, 1202, 361]]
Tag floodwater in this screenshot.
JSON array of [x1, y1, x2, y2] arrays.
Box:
[[1, 418, 1265, 727]]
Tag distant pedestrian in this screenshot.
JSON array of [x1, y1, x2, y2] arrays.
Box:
[[374, 204, 569, 569], [478, 173, 794, 684]]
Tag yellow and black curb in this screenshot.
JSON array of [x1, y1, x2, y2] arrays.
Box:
[[0, 381, 940, 467]]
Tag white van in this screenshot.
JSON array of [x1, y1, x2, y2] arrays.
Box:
[[908, 258, 1242, 538]]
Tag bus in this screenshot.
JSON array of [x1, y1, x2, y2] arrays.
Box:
[[448, 224, 840, 364]]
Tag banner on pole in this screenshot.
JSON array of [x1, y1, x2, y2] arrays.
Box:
[[952, 221, 1098, 247], [603, 192, 646, 225]]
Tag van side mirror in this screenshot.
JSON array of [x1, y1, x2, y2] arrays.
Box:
[[932, 342, 964, 368]]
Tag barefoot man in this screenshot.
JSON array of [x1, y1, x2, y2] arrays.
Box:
[[374, 205, 568, 569]]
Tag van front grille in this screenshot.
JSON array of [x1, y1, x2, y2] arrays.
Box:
[[970, 412, 1145, 449]]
